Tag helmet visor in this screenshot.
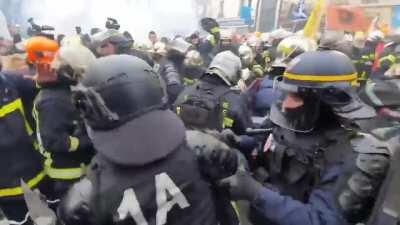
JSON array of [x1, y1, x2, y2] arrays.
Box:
[[270, 90, 320, 132]]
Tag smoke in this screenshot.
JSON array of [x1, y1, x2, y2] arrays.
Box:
[[1, 0, 205, 42]]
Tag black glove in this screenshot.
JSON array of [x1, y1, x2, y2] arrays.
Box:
[[218, 171, 265, 201], [186, 130, 238, 180], [197, 146, 238, 181], [206, 129, 242, 149]]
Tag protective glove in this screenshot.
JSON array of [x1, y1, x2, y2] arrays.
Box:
[[206, 129, 242, 149], [218, 171, 265, 201], [58, 178, 94, 225], [186, 130, 238, 180], [207, 129, 258, 154]]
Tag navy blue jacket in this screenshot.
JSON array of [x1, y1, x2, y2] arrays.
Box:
[[250, 165, 348, 225]]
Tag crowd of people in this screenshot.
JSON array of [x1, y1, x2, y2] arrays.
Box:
[[0, 14, 399, 225]]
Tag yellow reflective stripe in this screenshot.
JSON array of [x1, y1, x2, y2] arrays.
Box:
[[0, 98, 33, 135], [358, 71, 368, 81], [0, 171, 46, 197], [283, 72, 357, 82], [183, 77, 195, 86], [0, 99, 21, 117], [210, 27, 220, 34], [69, 136, 79, 152], [223, 117, 234, 128], [222, 102, 229, 109], [222, 106, 233, 128], [231, 202, 240, 217], [361, 55, 370, 60], [176, 106, 181, 115], [209, 36, 216, 46], [379, 55, 396, 65], [44, 159, 86, 180], [33, 104, 47, 155]]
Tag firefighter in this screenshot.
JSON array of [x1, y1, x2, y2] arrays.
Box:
[[28, 37, 95, 200]]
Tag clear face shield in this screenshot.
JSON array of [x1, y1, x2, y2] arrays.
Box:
[[272, 76, 376, 131], [270, 75, 369, 132]]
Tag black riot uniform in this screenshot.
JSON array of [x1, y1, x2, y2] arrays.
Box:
[[0, 72, 45, 222], [221, 50, 390, 225], [58, 55, 220, 225], [174, 51, 252, 135], [356, 74, 400, 225], [33, 73, 93, 199]]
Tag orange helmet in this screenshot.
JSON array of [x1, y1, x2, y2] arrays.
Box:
[[25, 36, 59, 64]]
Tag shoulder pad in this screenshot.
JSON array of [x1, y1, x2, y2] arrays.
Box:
[[351, 133, 390, 155]]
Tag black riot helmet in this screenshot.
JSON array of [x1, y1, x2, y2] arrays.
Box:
[[91, 29, 133, 55], [270, 50, 374, 132], [73, 55, 165, 130], [277, 50, 357, 90], [73, 55, 185, 166]]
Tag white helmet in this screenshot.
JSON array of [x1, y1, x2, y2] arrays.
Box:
[[276, 35, 317, 61], [208, 51, 242, 86], [167, 37, 192, 54], [184, 50, 204, 67], [61, 35, 83, 47], [367, 30, 384, 42], [51, 44, 96, 81], [149, 41, 167, 56], [238, 44, 255, 67]]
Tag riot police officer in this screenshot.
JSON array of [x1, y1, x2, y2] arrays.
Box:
[[58, 55, 237, 225], [174, 50, 252, 135], [220, 50, 390, 225]]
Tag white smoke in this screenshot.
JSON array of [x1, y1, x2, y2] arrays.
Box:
[[0, 10, 11, 40], [14, 0, 202, 42]]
